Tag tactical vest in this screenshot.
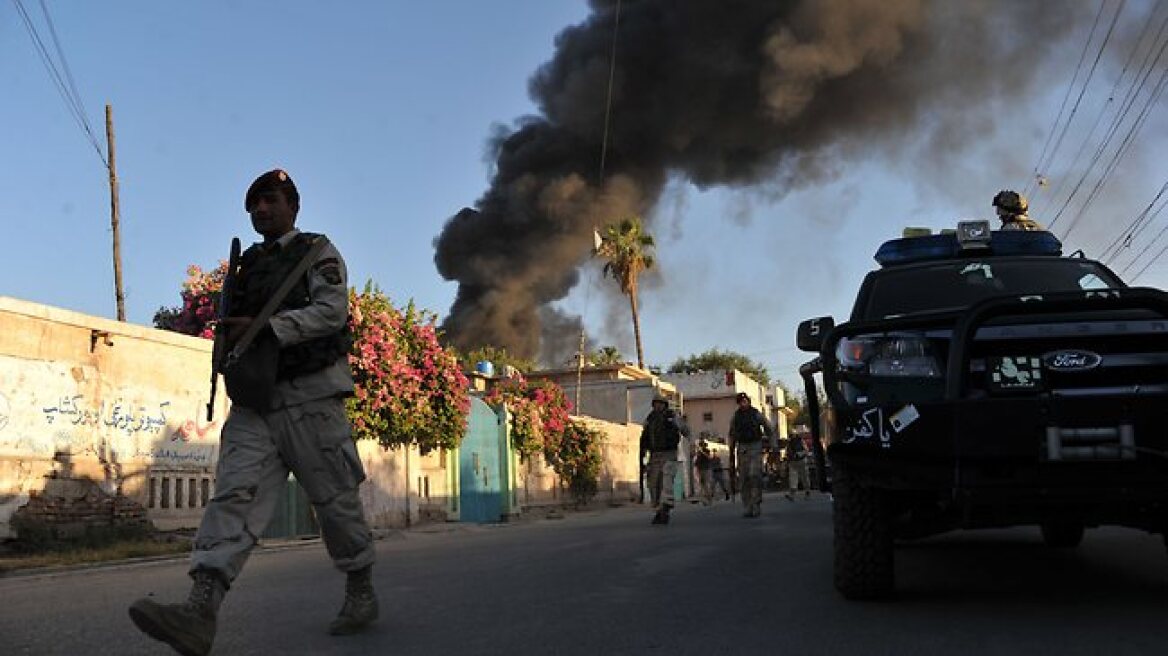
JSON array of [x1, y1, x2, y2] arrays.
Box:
[[731, 408, 765, 443], [645, 409, 682, 452], [232, 232, 351, 380]]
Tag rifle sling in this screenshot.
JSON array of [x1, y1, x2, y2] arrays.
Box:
[[226, 235, 331, 365]]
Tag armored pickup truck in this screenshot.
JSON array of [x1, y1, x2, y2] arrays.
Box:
[[796, 221, 1168, 599]]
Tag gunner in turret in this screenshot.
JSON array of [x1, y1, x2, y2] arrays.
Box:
[[993, 190, 1044, 231]]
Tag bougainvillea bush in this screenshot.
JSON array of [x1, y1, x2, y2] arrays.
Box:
[[483, 376, 571, 459], [485, 377, 602, 502], [545, 419, 604, 505], [347, 284, 469, 452], [155, 264, 470, 453], [152, 262, 229, 338]]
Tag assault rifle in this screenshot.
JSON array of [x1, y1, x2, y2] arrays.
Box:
[[206, 237, 242, 421]]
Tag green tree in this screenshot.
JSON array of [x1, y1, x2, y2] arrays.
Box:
[[594, 217, 655, 370], [668, 348, 772, 387]]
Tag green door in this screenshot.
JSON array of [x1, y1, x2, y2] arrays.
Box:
[[459, 397, 506, 522]]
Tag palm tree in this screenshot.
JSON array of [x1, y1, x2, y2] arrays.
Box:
[[588, 345, 624, 366], [594, 217, 655, 370]]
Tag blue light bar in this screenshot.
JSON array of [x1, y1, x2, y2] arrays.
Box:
[[874, 230, 1063, 267]]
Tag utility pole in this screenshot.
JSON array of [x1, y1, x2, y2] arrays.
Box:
[[106, 104, 125, 321]]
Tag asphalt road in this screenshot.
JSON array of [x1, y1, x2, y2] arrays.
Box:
[[2, 491, 1166, 655]]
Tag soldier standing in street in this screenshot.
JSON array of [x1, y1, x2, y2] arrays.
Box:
[[710, 451, 731, 501], [728, 392, 775, 518], [784, 433, 812, 501], [693, 440, 714, 505], [993, 190, 1044, 231], [129, 169, 378, 656], [641, 395, 683, 525]]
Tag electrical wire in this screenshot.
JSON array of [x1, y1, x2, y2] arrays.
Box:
[[1054, 59, 1168, 239], [1031, 0, 1126, 204], [1025, 0, 1108, 198], [1039, 1, 1164, 223], [11, 0, 107, 167], [1119, 189, 1168, 279], [1048, 16, 1168, 236], [574, 0, 622, 408], [1101, 178, 1168, 264]]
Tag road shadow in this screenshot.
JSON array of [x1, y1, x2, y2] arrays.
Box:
[[892, 527, 1168, 604]]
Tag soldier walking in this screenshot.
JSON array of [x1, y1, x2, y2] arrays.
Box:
[[784, 433, 812, 501], [641, 395, 683, 524], [693, 440, 714, 505], [728, 392, 775, 518], [129, 169, 378, 656], [710, 451, 731, 501]]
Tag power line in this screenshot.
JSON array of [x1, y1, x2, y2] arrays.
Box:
[[1128, 212, 1168, 282], [573, 0, 622, 407], [11, 0, 107, 167], [1118, 186, 1168, 279], [1038, 0, 1162, 223], [1025, 0, 1108, 198], [1048, 14, 1168, 237], [1101, 178, 1168, 264], [1031, 0, 1126, 203], [1054, 59, 1168, 239]]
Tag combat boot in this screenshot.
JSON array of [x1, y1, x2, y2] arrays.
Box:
[[129, 569, 224, 656], [652, 504, 673, 525], [328, 565, 379, 636]]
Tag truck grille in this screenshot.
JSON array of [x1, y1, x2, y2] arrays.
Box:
[[956, 318, 1168, 397]]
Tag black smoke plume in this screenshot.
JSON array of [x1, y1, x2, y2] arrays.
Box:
[[434, 0, 1089, 361]]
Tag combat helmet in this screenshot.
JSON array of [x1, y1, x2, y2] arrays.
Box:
[[992, 190, 1028, 215]]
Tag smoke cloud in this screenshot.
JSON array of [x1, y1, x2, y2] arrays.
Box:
[[434, 0, 1090, 360]]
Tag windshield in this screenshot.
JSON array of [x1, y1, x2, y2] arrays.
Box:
[[856, 257, 1124, 320]]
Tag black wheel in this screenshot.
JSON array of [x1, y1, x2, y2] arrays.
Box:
[[1040, 522, 1085, 548], [832, 462, 894, 599]]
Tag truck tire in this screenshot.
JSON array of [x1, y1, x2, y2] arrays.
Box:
[[1040, 522, 1085, 548], [832, 462, 894, 599]]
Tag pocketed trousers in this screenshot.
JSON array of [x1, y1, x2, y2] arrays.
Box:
[[646, 450, 678, 507], [190, 396, 374, 584], [736, 441, 764, 511]]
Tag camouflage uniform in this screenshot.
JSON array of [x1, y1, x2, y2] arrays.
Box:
[[641, 399, 682, 524], [729, 402, 775, 517], [785, 436, 811, 500], [130, 171, 376, 656], [693, 443, 714, 505], [1000, 215, 1044, 231], [190, 229, 374, 581]]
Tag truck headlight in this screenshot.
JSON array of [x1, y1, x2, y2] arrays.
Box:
[[836, 332, 941, 378]]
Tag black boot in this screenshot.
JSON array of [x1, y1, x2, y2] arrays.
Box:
[[328, 565, 379, 636], [129, 569, 224, 656], [653, 504, 673, 525]]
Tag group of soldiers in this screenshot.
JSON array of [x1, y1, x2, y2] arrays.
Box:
[[639, 392, 816, 525]]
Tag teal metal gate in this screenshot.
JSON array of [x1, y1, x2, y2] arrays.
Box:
[[459, 397, 506, 522], [261, 475, 319, 539]]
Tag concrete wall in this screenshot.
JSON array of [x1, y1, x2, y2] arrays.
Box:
[[0, 297, 647, 539], [0, 296, 227, 537], [509, 416, 642, 508], [580, 416, 641, 505]]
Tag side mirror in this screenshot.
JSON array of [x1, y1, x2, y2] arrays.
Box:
[[796, 316, 834, 353]]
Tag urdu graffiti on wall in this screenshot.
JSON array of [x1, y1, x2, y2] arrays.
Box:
[[41, 394, 169, 436], [29, 393, 220, 467]]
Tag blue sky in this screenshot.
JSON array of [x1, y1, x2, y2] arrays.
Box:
[[3, 1, 1167, 392]]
